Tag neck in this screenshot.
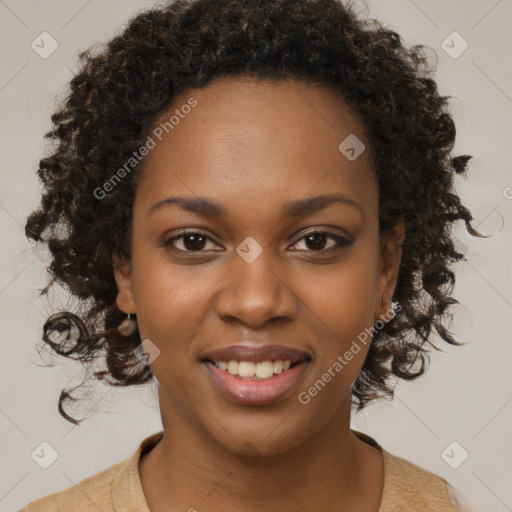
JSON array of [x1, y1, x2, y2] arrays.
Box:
[[139, 392, 384, 512]]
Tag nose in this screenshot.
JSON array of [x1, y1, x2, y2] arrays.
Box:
[[215, 247, 298, 328]]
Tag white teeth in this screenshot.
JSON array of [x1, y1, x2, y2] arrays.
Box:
[[256, 361, 274, 379], [213, 359, 296, 379], [227, 360, 239, 375], [238, 361, 256, 377]]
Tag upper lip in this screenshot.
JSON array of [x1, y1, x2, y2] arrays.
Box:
[[200, 343, 312, 363]]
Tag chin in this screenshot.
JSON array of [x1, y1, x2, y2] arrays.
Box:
[[200, 406, 321, 458]]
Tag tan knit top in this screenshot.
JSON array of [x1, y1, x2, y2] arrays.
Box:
[[19, 430, 459, 511]]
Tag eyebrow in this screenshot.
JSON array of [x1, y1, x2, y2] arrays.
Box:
[[148, 193, 363, 219]]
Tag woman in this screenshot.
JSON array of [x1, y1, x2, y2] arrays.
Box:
[[20, 0, 479, 510]]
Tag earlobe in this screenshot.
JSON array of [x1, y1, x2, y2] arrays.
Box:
[[112, 254, 136, 314], [375, 221, 405, 320]]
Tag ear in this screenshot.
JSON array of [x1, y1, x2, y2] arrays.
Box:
[[112, 254, 136, 314], [374, 220, 405, 321]]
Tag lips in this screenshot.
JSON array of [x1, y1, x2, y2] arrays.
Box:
[[200, 343, 311, 364], [200, 343, 312, 406]]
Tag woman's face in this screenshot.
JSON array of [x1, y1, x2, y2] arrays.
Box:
[[114, 76, 402, 456]]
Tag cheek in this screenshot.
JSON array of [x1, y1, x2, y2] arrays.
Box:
[[300, 242, 380, 383], [306, 240, 380, 329], [129, 244, 220, 355]]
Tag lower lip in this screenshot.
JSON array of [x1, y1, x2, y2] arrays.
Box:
[[203, 361, 309, 406]]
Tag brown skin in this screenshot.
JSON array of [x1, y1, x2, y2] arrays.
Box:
[[113, 76, 404, 512]]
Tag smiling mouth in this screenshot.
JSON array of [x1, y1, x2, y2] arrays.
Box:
[[199, 343, 312, 404], [204, 359, 307, 380]]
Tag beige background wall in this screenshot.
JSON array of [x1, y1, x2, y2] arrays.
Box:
[[1, 1, 511, 511]]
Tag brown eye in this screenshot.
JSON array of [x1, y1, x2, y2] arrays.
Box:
[[304, 232, 330, 251], [291, 231, 353, 252], [164, 232, 219, 252]]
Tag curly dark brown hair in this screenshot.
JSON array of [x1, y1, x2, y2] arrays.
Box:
[[25, 0, 481, 425]]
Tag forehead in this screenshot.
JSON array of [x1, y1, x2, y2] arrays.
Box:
[[136, 76, 377, 220]]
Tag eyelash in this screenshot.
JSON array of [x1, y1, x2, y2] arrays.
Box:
[[163, 229, 353, 254]]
